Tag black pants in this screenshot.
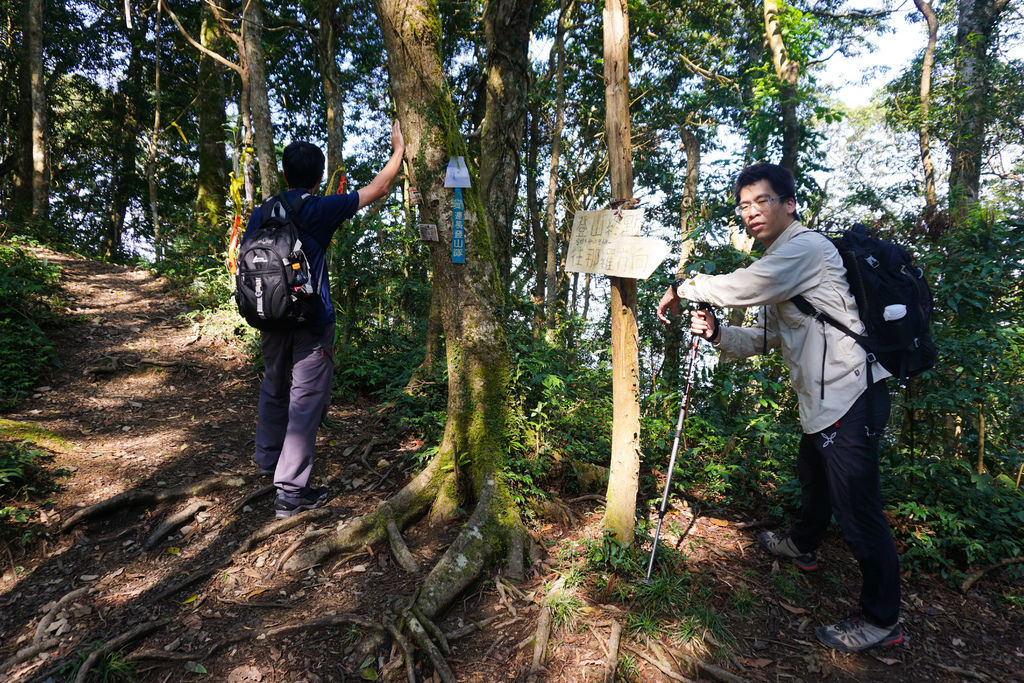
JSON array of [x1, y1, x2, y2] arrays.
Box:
[[789, 380, 900, 627]]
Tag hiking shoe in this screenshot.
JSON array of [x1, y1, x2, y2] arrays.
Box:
[[816, 616, 903, 653], [274, 486, 331, 519], [757, 531, 820, 571]]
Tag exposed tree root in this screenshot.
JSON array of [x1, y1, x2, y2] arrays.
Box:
[[567, 493, 607, 505], [61, 476, 248, 531], [410, 606, 449, 655], [960, 556, 1024, 592], [223, 483, 275, 517], [151, 507, 334, 602], [35, 586, 90, 643], [284, 451, 447, 572], [622, 642, 693, 682], [143, 499, 212, 550], [360, 438, 382, 472], [384, 504, 419, 573], [525, 605, 552, 683], [604, 620, 622, 683], [1, 637, 59, 674], [408, 616, 456, 683], [444, 614, 502, 641], [384, 622, 417, 683], [277, 528, 329, 571], [72, 617, 170, 683], [663, 643, 746, 683]]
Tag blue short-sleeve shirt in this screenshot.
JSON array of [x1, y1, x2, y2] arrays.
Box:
[[242, 189, 360, 328]]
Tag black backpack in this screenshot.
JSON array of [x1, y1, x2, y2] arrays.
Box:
[[235, 194, 320, 331], [791, 223, 936, 382]]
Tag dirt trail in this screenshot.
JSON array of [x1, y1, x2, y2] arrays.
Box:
[[1, 250, 1022, 682]]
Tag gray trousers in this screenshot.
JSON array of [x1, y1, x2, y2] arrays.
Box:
[[254, 323, 334, 502]]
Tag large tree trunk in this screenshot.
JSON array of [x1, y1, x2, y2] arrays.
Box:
[[479, 0, 533, 288], [948, 0, 1010, 219], [318, 0, 345, 191], [26, 0, 48, 221], [194, 8, 228, 247], [287, 0, 525, 618], [102, 28, 145, 259], [543, 0, 571, 337], [601, 0, 640, 547], [763, 0, 800, 175], [913, 0, 939, 232], [242, 0, 276, 200]]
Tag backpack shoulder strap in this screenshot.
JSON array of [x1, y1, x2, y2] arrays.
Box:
[[277, 193, 328, 250], [790, 294, 864, 344]]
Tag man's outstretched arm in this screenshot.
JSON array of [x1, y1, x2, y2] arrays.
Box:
[[356, 121, 406, 210]]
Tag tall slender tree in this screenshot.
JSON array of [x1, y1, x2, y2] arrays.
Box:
[[601, 0, 641, 546], [26, 0, 48, 221], [949, 0, 1011, 218]]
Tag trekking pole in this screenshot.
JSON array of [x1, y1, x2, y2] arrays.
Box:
[[644, 302, 711, 583]]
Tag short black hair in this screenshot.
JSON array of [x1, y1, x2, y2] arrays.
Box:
[[733, 163, 797, 204], [282, 141, 325, 190]]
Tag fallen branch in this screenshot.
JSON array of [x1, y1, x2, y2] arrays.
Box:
[[604, 620, 622, 683], [35, 586, 90, 643], [73, 618, 170, 683], [143, 499, 212, 550], [567, 494, 606, 504], [935, 663, 992, 681], [960, 556, 1024, 592], [733, 519, 775, 530], [61, 476, 248, 531]]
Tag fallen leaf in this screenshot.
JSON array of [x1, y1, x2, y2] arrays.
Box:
[[227, 665, 263, 682], [709, 517, 730, 527], [182, 594, 198, 604], [876, 657, 901, 665], [167, 547, 181, 555], [779, 601, 808, 614], [184, 661, 207, 674], [737, 657, 773, 668]]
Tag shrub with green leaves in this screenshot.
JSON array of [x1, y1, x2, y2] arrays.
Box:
[[0, 241, 63, 408], [0, 439, 66, 545]]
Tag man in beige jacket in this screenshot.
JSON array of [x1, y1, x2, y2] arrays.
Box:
[[656, 163, 902, 654]]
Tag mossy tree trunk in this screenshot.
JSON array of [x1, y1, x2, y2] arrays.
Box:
[[194, 7, 228, 248], [287, 0, 526, 622]]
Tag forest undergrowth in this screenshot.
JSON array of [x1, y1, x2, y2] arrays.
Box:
[[1, 243, 1022, 682]]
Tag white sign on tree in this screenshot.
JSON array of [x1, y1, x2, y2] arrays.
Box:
[[565, 209, 670, 280]]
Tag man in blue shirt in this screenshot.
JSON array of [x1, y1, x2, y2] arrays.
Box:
[[243, 122, 405, 518]]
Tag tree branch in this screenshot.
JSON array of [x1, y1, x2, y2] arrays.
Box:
[[162, 0, 242, 75]]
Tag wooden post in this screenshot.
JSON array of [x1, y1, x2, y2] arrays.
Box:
[[601, 0, 640, 546]]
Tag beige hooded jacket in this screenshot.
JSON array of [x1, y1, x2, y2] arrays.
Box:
[[675, 220, 890, 434]]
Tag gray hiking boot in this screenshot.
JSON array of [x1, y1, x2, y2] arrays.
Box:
[[816, 616, 903, 653], [757, 531, 819, 572], [274, 485, 331, 519]]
